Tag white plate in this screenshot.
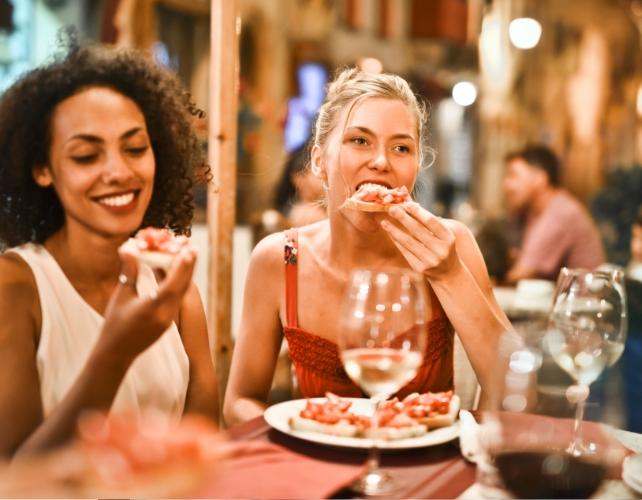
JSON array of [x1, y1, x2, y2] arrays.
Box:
[[264, 397, 460, 450]]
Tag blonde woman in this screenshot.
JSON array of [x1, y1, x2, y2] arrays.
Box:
[[224, 68, 509, 425]]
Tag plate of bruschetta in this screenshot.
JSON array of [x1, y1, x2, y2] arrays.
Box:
[[264, 391, 460, 450]]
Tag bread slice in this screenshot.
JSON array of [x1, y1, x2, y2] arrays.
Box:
[[344, 197, 390, 213], [345, 183, 411, 212], [288, 415, 360, 438], [413, 394, 460, 429], [364, 423, 427, 441]]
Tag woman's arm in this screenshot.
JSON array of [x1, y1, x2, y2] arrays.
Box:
[[0, 255, 46, 457], [381, 203, 510, 391], [7, 246, 199, 458], [178, 282, 218, 419], [223, 233, 284, 427]]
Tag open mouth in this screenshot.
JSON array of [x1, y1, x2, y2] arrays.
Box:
[[93, 190, 140, 207], [355, 181, 392, 193]]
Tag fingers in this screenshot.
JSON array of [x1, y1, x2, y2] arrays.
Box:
[[386, 232, 426, 272], [382, 218, 431, 264], [152, 246, 198, 305], [390, 203, 449, 239]]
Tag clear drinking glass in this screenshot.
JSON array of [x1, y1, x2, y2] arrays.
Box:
[[480, 321, 624, 499], [546, 267, 627, 456], [338, 267, 427, 496]]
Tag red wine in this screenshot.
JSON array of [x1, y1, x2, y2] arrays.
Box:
[[494, 450, 606, 499]]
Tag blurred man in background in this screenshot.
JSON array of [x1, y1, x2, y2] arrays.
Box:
[[502, 144, 605, 285]]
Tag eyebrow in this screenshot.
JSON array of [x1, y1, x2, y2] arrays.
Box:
[[67, 127, 146, 144], [346, 126, 415, 141]]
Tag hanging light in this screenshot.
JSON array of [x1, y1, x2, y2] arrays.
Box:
[[452, 81, 477, 107], [509, 17, 542, 49]]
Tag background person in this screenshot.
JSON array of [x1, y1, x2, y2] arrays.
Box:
[[273, 143, 327, 228], [502, 144, 606, 285], [0, 39, 217, 457], [224, 68, 510, 425]]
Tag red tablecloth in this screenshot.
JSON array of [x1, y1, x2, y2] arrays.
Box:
[[203, 416, 476, 499]]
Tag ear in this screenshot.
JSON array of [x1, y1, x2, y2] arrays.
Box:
[[32, 165, 54, 187], [310, 145, 327, 180]]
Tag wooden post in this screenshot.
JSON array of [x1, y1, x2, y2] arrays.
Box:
[[208, 0, 239, 422]]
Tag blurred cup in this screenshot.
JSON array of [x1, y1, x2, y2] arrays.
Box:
[[514, 279, 554, 313]]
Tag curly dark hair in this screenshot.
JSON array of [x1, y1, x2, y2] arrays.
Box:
[[0, 36, 208, 248]]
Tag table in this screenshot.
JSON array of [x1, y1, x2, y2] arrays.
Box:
[[224, 416, 642, 499], [225, 415, 476, 499]]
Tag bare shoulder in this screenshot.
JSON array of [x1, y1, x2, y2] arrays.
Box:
[[0, 252, 38, 295], [295, 219, 330, 248], [441, 218, 475, 242], [250, 230, 287, 271], [0, 252, 40, 341]]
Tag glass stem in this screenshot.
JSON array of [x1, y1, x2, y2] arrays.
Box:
[[367, 398, 382, 473], [568, 384, 589, 456]]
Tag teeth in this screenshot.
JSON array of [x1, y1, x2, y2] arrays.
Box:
[[358, 182, 390, 190], [98, 192, 135, 207]]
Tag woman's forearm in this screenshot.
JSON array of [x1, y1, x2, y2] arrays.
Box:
[[223, 396, 268, 428], [15, 349, 131, 458], [430, 261, 509, 390]]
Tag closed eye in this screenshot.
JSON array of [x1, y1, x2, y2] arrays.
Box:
[[71, 154, 99, 164], [125, 145, 150, 156]]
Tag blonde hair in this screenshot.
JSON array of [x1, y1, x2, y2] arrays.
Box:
[[313, 67, 431, 169]]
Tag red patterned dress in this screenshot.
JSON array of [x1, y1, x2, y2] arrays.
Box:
[[282, 229, 454, 399]]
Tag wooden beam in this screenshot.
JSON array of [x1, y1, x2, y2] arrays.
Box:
[[208, 0, 239, 423]]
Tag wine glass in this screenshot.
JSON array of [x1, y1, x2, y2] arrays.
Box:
[[338, 267, 427, 496], [545, 267, 627, 457], [479, 321, 625, 499]]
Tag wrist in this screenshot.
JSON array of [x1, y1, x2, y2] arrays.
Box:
[[426, 257, 466, 285]]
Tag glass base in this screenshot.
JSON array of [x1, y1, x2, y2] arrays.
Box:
[[351, 469, 397, 497]]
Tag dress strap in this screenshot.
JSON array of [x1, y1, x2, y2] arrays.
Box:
[[284, 228, 299, 328]]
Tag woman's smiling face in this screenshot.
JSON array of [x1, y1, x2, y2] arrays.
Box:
[[33, 86, 155, 240], [314, 97, 419, 227]]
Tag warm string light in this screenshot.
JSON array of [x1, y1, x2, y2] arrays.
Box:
[[509, 17, 542, 49], [452, 81, 477, 106]]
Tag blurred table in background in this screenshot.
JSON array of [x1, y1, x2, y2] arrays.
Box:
[[493, 279, 555, 322]]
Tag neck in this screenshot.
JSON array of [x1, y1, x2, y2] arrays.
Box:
[[44, 226, 127, 287], [324, 211, 405, 279]]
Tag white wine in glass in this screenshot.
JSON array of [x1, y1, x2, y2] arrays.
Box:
[[338, 267, 427, 496], [545, 267, 627, 456]]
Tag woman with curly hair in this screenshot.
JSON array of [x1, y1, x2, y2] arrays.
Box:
[[0, 40, 217, 457]]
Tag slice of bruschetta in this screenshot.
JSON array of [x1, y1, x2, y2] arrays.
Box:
[[345, 183, 411, 212], [123, 227, 191, 271], [401, 391, 460, 429]]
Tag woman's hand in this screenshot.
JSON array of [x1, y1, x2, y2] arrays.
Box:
[[380, 203, 460, 280], [96, 244, 198, 366]]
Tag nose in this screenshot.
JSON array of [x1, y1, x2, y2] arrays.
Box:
[[368, 145, 390, 171], [101, 151, 134, 184]]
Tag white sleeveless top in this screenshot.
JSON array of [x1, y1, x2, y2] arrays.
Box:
[[10, 243, 189, 420]]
